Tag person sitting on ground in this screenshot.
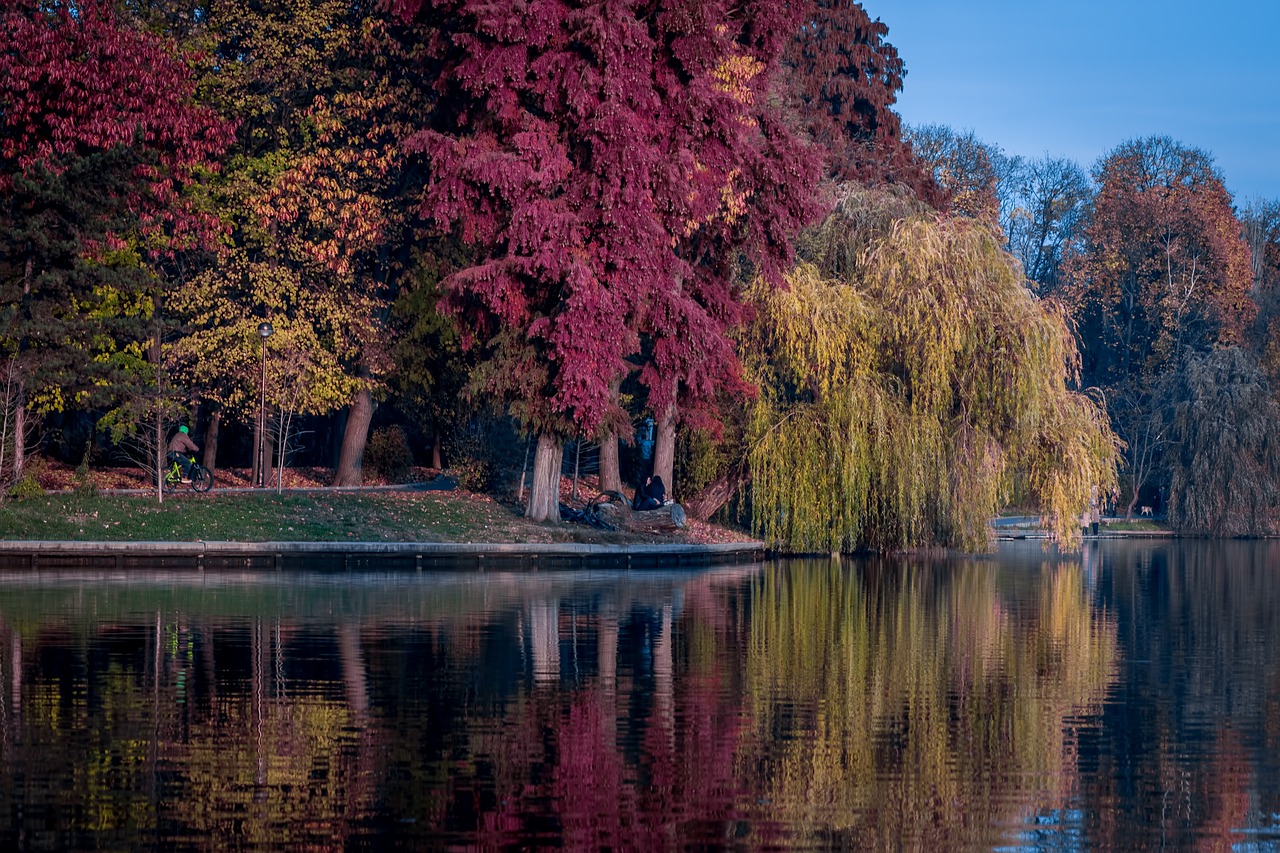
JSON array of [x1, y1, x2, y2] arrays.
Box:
[[633, 475, 665, 511], [167, 425, 200, 483]]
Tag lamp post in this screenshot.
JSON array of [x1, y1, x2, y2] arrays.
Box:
[[257, 322, 273, 488]]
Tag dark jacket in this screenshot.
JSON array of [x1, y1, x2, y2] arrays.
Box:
[[167, 432, 198, 455], [634, 476, 665, 510]]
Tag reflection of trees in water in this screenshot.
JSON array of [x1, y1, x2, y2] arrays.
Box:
[[0, 567, 764, 848], [0, 615, 379, 848], [394, 570, 760, 849], [740, 556, 1118, 848], [1081, 540, 1280, 847]]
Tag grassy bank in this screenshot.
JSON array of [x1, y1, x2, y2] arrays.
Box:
[[0, 489, 752, 546]]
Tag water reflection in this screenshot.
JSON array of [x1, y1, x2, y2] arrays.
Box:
[[742, 555, 1117, 849], [0, 543, 1276, 849]]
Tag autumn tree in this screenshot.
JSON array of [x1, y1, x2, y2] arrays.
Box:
[[781, 0, 942, 204], [1003, 155, 1092, 294], [1063, 136, 1254, 516], [163, 0, 418, 486], [906, 124, 1010, 221], [392, 0, 821, 520], [1162, 347, 1280, 536], [0, 0, 231, 487], [387, 249, 473, 470], [1240, 198, 1280, 382], [741, 186, 1118, 552]]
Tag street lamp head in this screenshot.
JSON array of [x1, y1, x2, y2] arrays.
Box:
[[257, 322, 274, 339]]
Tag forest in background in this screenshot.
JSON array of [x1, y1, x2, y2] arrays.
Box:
[[1, 0, 1276, 551]]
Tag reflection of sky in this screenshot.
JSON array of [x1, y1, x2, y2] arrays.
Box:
[[877, 0, 1280, 201]]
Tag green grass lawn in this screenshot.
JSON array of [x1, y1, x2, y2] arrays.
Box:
[[0, 491, 529, 543]]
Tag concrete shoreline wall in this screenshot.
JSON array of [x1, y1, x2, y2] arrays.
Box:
[[0, 540, 765, 572]]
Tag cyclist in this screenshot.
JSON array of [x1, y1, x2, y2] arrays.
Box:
[[167, 425, 200, 483]]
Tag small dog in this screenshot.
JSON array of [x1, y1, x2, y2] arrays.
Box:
[[1140, 506, 1153, 516]]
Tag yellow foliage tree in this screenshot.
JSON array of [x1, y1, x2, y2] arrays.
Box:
[[744, 186, 1119, 552]]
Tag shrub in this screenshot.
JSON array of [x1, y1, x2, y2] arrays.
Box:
[[365, 426, 413, 483], [73, 441, 99, 498], [8, 473, 43, 499]]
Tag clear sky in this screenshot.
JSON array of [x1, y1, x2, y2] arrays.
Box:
[[878, 0, 1280, 204]]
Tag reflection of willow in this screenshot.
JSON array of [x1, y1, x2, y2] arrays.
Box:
[[741, 558, 1118, 848]]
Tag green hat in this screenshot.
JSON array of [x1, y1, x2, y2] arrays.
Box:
[[178, 425, 189, 434]]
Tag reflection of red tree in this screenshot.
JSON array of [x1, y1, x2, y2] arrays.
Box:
[[1199, 727, 1251, 851], [463, 611, 755, 848]]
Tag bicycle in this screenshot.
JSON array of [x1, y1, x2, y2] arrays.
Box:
[[558, 491, 625, 531], [163, 454, 214, 493]]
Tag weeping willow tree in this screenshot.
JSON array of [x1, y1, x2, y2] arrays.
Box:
[[1165, 347, 1280, 536], [743, 187, 1119, 552]]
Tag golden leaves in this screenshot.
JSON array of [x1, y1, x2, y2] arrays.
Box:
[[745, 187, 1120, 552]]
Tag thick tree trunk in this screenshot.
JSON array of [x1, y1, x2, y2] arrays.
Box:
[[597, 501, 686, 533], [333, 376, 375, 487], [599, 429, 623, 494], [652, 402, 676, 496], [599, 377, 624, 494], [684, 466, 749, 522], [526, 433, 563, 522], [202, 409, 221, 474], [431, 436, 443, 469]]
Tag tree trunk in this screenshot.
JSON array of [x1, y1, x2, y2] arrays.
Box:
[[652, 402, 676, 496], [571, 439, 582, 500], [684, 466, 748, 522], [526, 433, 563, 522], [597, 501, 686, 533], [202, 409, 221, 474], [154, 404, 164, 502], [11, 382, 25, 485], [151, 323, 164, 502], [599, 429, 623, 494], [431, 436, 443, 469], [333, 374, 375, 487], [12, 258, 32, 484]]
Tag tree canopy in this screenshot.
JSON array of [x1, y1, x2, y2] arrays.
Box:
[[782, 0, 941, 204], [391, 0, 822, 518], [742, 187, 1118, 552], [0, 0, 231, 481]]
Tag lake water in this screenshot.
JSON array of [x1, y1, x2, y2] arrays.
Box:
[[0, 539, 1278, 849]]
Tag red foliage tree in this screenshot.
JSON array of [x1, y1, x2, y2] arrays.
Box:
[[782, 0, 942, 205], [0, 0, 232, 482], [390, 0, 822, 519], [0, 0, 231, 242]]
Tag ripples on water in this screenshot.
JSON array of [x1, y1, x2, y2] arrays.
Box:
[[0, 541, 1279, 849]]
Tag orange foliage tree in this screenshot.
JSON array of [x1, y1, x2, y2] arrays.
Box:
[[1064, 136, 1255, 517]]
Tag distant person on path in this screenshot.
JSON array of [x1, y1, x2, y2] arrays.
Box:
[[167, 425, 200, 483], [633, 475, 665, 511]]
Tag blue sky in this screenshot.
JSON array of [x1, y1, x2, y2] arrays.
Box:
[[879, 0, 1280, 203]]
